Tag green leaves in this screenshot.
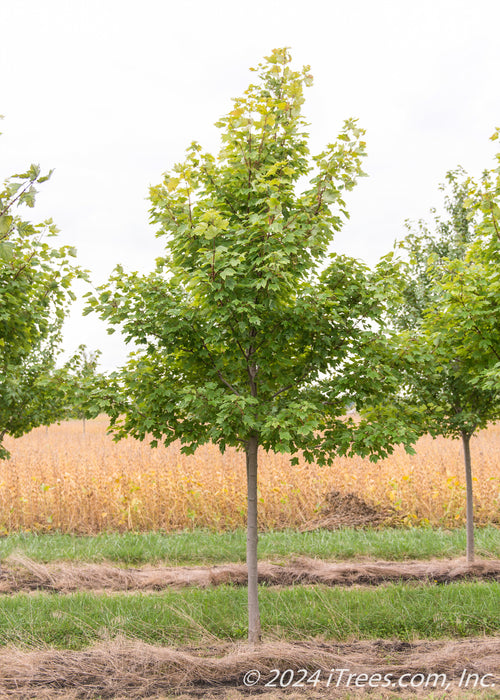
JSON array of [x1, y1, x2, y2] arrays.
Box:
[[88, 48, 411, 464], [0, 141, 84, 455], [0, 241, 14, 261], [62, 345, 105, 422], [379, 161, 500, 443], [0, 216, 13, 236]]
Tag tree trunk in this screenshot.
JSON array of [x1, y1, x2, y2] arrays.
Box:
[[461, 430, 475, 563], [246, 434, 261, 644], [0, 431, 4, 574], [82, 416, 86, 434]]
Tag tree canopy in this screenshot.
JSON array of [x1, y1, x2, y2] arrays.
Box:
[[0, 130, 83, 457], [434, 132, 500, 393], [89, 50, 414, 462]]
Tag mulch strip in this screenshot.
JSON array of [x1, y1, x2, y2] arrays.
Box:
[[1, 554, 500, 593], [0, 636, 498, 698]]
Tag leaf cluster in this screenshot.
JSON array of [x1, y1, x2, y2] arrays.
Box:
[[0, 156, 85, 456]]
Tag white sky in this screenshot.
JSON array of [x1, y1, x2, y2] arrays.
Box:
[[2, 0, 500, 370]]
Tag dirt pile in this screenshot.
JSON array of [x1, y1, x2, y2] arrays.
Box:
[[0, 637, 498, 698], [1, 554, 500, 593], [303, 489, 397, 530]]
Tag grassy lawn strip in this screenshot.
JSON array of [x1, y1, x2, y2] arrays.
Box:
[[0, 527, 499, 565], [0, 581, 498, 649]]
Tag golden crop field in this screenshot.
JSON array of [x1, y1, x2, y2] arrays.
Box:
[[0, 418, 499, 533]]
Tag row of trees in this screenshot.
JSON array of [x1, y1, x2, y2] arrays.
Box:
[[1, 51, 499, 642]]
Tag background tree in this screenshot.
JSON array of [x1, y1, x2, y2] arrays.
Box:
[[88, 49, 418, 642], [393, 168, 475, 331], [384, 168, 500, 562], [438, 131, 500, 393], [0, 126, 83, 458], [65, 345, 102, 433]]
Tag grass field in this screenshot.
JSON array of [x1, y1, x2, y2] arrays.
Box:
[[1, 582, 499, 648], [1, 526, 500, 563], [1, 418, 499, 533]]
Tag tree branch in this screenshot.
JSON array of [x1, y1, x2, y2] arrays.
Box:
[[195, 331, 242, 397], [216, 370, 241, 396], [271, 383, 295, 400], [486, 199, 500, 242], [0, 179, 35, 224], [225, 316, 249, 360], [11, 250, 38, 282]]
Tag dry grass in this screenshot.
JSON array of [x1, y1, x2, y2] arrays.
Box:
[[0, 418, 499, 534], [1, 554, 500, 594], [0, 636, 498, 698]]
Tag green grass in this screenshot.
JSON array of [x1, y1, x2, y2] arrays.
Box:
[[0, 527, 499, 564], [0, 581, 498, 649]]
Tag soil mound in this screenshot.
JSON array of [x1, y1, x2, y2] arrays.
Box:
[[0, 637, 498, 698], [303, 489, 396, 530]]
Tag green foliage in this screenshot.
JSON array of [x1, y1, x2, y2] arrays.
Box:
[[63, 345, 104, 421], [382, 165, 500, 441], [432, 131, 500, 394], [0, 137, 84, 457], [393, 168, 476, 332], [88, 48, 416, 462]]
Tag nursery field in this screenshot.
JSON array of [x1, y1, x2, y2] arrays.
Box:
[[1, 418, 499, 533], [0, 419, 499, 698], [0, 530, 499, 698]]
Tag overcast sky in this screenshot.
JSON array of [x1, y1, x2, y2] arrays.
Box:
[[2, 0, 500, 370]]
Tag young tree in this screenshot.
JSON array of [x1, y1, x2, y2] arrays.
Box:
[[0, 130, 83, 458], [393, 169, 474, 331], [387, 169, 500, 562], [88, 49, 417, 642], [440, 131, 500, 392], [65, 345, 102, 432]]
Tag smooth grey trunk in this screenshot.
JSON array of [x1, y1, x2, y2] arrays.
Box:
[[0, 431, 4, 574], [461, 430, 475, 563], [246, 434, 261, 643], [82, 416, 86, 434]]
